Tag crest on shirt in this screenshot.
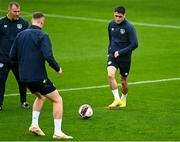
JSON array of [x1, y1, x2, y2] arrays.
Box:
[[120, 28, 125, 34], [17, 24, 22, 29], [4, 25, 8, 28], [111, 28, 114, 31]]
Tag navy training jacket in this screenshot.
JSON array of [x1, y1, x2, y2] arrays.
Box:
[[108, 19, 138, 61], [9, 25, 60, 82], [0, 16, 28, 63]]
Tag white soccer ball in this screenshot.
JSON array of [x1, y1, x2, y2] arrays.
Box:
[[78, 104, 93, 119]]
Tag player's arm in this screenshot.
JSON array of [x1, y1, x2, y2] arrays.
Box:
[[0, 19, 3, 34], [40, 34, 62, 74], [9, 36, 18, 63], [108, 23, 114, 57], [108, 23, 111, 48]]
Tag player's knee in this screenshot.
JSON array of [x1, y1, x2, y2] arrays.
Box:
[[52, 91, 62, 104], [56, 95, 62, 104], [108, 73, 115, 80]]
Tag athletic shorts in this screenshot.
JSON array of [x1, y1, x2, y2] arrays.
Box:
[[23, 79, 56, 95], [107, 56, 131, 77]]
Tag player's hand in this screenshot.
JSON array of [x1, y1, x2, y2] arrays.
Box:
[[57, 67, 63, 76], [114, 51, 119, 58]]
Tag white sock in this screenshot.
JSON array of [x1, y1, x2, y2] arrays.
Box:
[[121, 93, 127, 100], [32, 111, 40, 128], [54, 119, 62, 135], [112, 89, 120, 100]]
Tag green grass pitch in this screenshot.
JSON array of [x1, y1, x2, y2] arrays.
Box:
[[0, 0, 180, 141]]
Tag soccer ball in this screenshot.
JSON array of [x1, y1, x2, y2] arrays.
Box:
[[78, 104, 93, 119]]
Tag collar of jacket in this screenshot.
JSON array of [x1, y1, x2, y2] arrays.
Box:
[[29, 25, 42, 30]]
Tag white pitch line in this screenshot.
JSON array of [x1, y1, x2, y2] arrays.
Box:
[[44, 13, 180, 29], [4, 77, 180, 97], [132, 22, 180, 29], [0, 10, 180, 29]]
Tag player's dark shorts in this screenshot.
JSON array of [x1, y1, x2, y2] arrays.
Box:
[[23, 79, 56, 95], [107, 56, 131, 77]]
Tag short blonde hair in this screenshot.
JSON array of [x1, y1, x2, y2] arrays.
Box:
[[32, 12, 44, 19]]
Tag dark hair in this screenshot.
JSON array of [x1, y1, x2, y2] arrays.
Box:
[[114, 6, 125, 15], [8, 1, 20, 8], [32, 12, 44, 19]]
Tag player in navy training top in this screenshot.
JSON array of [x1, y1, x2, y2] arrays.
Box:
[[10, 12, 73, 140], [107, 6, 138, 108], [0, 2, 29, 111]]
